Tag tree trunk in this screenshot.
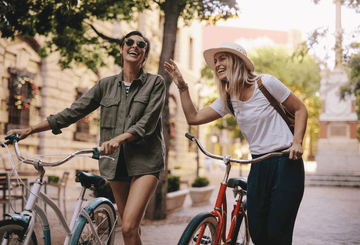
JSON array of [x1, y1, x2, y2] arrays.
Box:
[[145, 0, 183, 220]]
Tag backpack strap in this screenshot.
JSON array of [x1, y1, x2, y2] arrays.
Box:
[[257, 78, 294, 134]]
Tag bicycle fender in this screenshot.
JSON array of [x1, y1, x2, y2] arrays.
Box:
[[82, 197, 116, 217], [70, 198, 116, 244], [3, 213, 30, 224]]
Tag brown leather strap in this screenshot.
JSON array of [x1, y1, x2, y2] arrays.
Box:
[[226, 92, 235, 116], [226, 82, 235, 116], [257, 78, 294, 132]]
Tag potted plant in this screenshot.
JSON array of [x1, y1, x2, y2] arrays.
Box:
[[47, 175, 60, 184], [189, 176, 215, 206], [166, 174, 189, 214]]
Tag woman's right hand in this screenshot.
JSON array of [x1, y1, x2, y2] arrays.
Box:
[[6, 127, 32, 141], [164, 59, 187, 88]]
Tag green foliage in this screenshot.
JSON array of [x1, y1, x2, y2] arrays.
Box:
[[47, 175, 60, 183], [1, 0, 239, 73], [191, 176, 209, 187], [249, 46, 321, 104], [91, 181, 115, 203], [340, 42, 360, 140], [0, 0, 151, 72], [167, 174, 180, 193]]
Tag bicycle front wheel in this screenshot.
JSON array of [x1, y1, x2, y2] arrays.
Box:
[[72, 202, 116, 245], [0, 220, 38, 245], [178, 212, 219, 245]]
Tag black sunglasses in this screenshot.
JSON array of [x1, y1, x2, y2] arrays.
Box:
[[124, 38, 147, 49]]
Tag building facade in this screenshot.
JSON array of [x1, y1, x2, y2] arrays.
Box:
[[0, 9, 204, 180]]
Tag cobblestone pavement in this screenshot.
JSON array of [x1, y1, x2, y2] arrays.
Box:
[[3, 169, 360, 245]]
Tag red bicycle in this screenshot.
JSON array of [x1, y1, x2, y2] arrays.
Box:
[[178, 133, 289, 245]]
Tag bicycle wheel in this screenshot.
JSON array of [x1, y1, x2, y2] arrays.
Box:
[[178, 212, 219, 245], [71, 202, 116, 245], [230, 203, 249, 245], [0, 220, 38, 245]]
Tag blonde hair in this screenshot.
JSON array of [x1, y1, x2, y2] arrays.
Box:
[[214, 52, 261, 110]]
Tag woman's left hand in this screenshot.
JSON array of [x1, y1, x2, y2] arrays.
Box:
[[283, 143, 303, 160]]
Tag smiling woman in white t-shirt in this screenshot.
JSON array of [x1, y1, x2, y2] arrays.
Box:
[[164, 42, 308, 245]]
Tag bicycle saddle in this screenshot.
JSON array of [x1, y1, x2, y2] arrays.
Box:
[[75, 171, 106, 189], [227, 177, 247, 191]]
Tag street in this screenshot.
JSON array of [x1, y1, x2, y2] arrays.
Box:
[[115, 185, 360, 245]]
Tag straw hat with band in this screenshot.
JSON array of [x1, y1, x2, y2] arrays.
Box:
[[203, 42, 255, 72]]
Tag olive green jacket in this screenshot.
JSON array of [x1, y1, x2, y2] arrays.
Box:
[[47, 69, 166, 179]]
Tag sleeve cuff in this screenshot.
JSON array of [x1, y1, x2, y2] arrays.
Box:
[[47, 115, 62, 135], [126, 128, 147, 146]]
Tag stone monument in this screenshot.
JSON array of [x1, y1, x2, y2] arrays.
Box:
[[315, 0, 360, 173]]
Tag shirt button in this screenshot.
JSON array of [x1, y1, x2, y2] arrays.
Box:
[[127, 115, 131, 118]]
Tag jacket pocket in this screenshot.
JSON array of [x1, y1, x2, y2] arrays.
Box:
[[100, 98, 120, 129], [131, 95, 149, 115]]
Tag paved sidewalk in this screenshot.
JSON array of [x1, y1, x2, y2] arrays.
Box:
[[114, 184, 360, 245]]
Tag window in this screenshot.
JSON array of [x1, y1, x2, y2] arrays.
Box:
[[73, 88, 94, 142], [6, 71, 36, 132]]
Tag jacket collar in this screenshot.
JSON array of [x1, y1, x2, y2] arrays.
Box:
[[118, 68, 147, 86]]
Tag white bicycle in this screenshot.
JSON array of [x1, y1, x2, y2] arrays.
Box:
[[0, 134, 117, 245]]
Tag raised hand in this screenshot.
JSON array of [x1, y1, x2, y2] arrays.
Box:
[[164, 59, 187, 88]]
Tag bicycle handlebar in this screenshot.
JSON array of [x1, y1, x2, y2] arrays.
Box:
[[2, 134, 114, 167], [185, 133, 289, 165]]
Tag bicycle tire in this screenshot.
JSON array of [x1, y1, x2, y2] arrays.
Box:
[[230, 204, 249, 245], [0, 219, 38, 245], [178, 212, 219, 245], [71, 202, 116, 245]]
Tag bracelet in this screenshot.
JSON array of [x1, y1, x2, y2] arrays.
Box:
[[178, 84, 188, 93]]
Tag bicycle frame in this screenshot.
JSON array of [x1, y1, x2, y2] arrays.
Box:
[[207, 158, 249, 245], [1, 134, 117, 245], [2, 177, 112, 245], [184, 133, 288, 245]]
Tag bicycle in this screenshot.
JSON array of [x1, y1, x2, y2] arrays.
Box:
[[178, 133, 289, 245], [0, 134, 117, 245]]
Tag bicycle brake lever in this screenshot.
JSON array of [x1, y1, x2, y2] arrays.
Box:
[[2, 134, 20, 147]]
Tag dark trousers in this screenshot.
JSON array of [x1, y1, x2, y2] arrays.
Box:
[[247, 155, 304, 245]]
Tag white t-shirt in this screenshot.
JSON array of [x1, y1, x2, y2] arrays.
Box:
[[210, 74, 293, 155]]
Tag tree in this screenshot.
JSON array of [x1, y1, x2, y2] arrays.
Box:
[[1, 0, 239, 220], [340, 42, 360, 140]]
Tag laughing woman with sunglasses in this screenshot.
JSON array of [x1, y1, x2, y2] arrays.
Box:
[[6, 31, 166, 245]]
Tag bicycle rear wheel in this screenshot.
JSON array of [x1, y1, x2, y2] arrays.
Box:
[[0, 220, 38, 245], [71, 202, 116, 245], [178, 212, 219, 245]]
